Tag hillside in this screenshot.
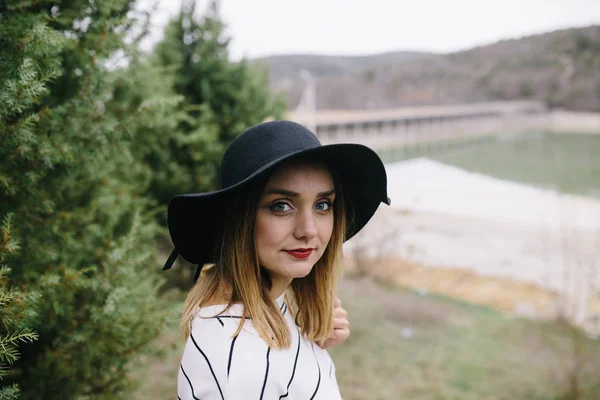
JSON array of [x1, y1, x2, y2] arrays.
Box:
[[252, 25, 600, 111]]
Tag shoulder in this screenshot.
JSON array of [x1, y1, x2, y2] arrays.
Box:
[[179, 306, 245, 397], [185, 312, 232, 357], [188, 302, 245, 339]]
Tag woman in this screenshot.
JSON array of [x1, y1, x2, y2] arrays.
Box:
[[163, 120, 390, 399]]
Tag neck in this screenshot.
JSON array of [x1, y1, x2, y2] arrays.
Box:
[[215, 269, 291, 302], [269, 275, 292, 300]]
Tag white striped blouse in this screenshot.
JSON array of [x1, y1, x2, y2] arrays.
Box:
[[177, 293, 343, 399]]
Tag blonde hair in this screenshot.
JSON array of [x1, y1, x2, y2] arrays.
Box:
[[180, 160, 347, 349]]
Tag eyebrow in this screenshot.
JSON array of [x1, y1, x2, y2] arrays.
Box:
[[264, 188, 336, 198]]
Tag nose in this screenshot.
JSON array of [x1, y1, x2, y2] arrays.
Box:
[[294, 209, 318, 240]]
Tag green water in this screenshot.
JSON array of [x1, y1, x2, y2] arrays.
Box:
[[379, 131, 600, 199]]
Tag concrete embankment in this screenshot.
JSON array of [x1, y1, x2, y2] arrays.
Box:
[[549, 111, 600, 134]]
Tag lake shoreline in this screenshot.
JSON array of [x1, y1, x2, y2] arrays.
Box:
[[345, 153, 600, 332]]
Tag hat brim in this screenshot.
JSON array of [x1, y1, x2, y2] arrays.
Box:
[[167, 143, 390, 265]]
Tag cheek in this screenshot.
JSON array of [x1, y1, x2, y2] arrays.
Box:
[[254, 219, 269, 256], [255, 213, 286, 253], [319, 215, 335, 244]]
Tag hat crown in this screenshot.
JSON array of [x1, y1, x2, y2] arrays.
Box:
[[220, 120, 321, 188]]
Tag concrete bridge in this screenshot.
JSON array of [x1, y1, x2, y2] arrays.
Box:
[[288, 100, 550, 151]]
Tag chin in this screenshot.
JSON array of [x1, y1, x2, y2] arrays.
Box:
[[286, 261, 315, 279]]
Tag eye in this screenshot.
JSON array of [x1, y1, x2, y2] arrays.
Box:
[[315, 200, 332, 212], [270, 201, 292, 213]]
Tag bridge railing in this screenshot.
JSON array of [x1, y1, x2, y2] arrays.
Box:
[[289, 100, 549, 150]]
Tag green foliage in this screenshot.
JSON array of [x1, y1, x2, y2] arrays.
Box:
[[149, 0, 286, 202], [102, 56, 186, 220], [0, 0, 286, 396], [0, 215, 39, 400], [0, 2, 170, 398]]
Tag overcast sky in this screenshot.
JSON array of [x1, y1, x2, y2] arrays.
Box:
[[138, 0, 600, 60]]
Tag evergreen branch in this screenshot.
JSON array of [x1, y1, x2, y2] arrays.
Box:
[[78, 0, 116, 100], [0, 328, 39, 349], [0, 214, 20, 263], [0, 329, 38, 367], [0, 346, 19, 365], [0, 363, 10, 380], [0, 292, 16, 308], [0, 382, 20, 400], [0, 266, 10, 284]]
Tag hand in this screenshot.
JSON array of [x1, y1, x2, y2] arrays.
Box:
[[317, 297, 350, 349]]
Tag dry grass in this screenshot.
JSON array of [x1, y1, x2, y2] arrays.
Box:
[[344, 255, 600, 322], [330, 277, 600, 400], [129, 292, 183, 400]]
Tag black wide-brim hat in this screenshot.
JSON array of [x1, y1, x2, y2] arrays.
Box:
[[163, 120, 391, 273]]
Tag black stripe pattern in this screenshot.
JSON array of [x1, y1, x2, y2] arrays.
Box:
[[180, 364, 200, 400], [178, 296, 341, 399], [279, 326, 301, 399], [309, 342, 322, 400], [227, 334, 238, 377], [190, 333, 225, 400], [259, 347, 271, 400]]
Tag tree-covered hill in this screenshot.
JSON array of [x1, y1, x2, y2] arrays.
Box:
[[257, 25, 600, 111]]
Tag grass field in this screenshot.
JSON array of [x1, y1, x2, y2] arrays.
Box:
[[131, 275, 600, 400]]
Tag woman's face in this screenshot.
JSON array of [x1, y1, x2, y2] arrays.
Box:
[[255, 160, 335, 292]]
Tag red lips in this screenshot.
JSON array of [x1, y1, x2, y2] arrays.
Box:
[[284, 248, 314, 259]]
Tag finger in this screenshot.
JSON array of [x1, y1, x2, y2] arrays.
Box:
[[334, 307, 347, 318], [334, 297, 341, 308], [320, 327, 350, 349], [333, 317, 349, 329], [333, 328, 350, 341]]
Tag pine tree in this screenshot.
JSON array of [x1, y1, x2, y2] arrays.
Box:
[[130, 0, 286, 287], [151, 0, 286, 204], [0, 2, 172, 398]]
